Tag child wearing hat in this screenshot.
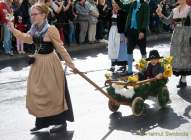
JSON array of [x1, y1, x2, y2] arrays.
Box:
[[138, 50, 164, 80]]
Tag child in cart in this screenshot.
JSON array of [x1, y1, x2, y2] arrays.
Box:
[[137, 50, 164, 81]]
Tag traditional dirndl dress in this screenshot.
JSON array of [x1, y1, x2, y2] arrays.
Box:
[[170, 5, 191, 76], [108, 14, 128, 65]]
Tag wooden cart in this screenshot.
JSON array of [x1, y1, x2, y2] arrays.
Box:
[[75, 69, 170, 116]]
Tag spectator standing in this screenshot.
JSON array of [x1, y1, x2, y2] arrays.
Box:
[[96, 0, 111, 40], [0, 0, 14, 56], [75, 0, 91, 44], [15, 0, 34, 54], [51, 0, 72, 43], [42, 0, 57, 24], [115, 0, 150, 75], [149, 0, 160, 33], [160, 0, 173, 32], [15, 16, 27, 54], [17, 0, 31, 29], [65, 0, 77, 45], [116, 9, 128, 72], [108, 2, 128, 72], [88, 0, 99, 43]]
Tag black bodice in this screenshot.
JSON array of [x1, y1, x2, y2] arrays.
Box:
[[173, 15, 191, 26], [111, 17, 117, 25], [33, 35, 54, 54]]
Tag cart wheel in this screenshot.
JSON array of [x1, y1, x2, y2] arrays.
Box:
[[158, 86, 170, 108], [108, 100, 120, 112], [132, 97, 144, 116]]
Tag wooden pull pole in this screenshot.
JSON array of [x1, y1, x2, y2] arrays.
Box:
[[75, 69, 120, 105]]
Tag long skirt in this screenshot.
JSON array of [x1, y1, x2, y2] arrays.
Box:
[[171, 26, 191, 76], [110, 32, 128, 65], [35, 76, 74, 128], [116, 34, 128, 62], [108, 25, 120, 60]]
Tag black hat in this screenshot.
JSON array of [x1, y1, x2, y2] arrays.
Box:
[[146, 50, 163, 61]]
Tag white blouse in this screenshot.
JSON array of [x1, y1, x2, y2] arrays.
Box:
[[173, 4, 191, 19]]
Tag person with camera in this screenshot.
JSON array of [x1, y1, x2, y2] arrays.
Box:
[[8, 3, 78, 132]]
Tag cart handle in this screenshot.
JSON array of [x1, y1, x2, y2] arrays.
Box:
[[74, 68, 120, 105], [105, 77, 157, 87]]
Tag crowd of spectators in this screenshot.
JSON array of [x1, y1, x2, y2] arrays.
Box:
[[0, 0, 182, 56]]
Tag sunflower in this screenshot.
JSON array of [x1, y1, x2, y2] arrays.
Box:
[[128, 75, 139, 82], [163, 64, 173, 78]]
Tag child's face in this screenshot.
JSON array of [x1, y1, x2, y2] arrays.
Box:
[[150, 59, 159, 65], [18, 19, 22, 23]]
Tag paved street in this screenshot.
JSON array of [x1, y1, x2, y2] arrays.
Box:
[[0, 41, 191, 140]]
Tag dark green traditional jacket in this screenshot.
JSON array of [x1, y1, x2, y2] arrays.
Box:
[[115, 0, 150, 34]]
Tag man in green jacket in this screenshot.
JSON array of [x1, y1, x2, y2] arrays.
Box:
[[115, 0, 150, 75]]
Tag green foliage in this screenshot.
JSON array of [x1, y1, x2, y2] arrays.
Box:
[[106, 79, 168, 101]]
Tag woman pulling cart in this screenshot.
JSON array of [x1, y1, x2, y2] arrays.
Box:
[[8, 3, 78, 132]]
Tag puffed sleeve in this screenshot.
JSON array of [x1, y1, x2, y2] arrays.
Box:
[[12, 28, 33, 44], [48, 25, 75, 69]]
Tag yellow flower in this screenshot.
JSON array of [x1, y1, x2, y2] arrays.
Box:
[[128, 75, 139, 82], [105, 71, 112, 80], [163, 64, 173, 78], [136, 58, 147, 71], [140, 58, 147, 69], [166, 56, 173, 64], [163, 56, 173, 64]]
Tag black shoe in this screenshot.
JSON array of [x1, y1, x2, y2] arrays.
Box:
[[50, 124, 67, 133], [177, 81, 187, 88], [30, 127, 42, 132], [109, 67, 115, 72]]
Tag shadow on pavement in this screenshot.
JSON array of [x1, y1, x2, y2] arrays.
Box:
[[70, 48, 107, 61], [0, 59, 29, 71], [106, 107, 188, 136], [0, 49, 107, 71], [31, 130, 74, 140], [178, 86, 191, 120], [177, 86, 191, 103], [183, 105, 191, 120]]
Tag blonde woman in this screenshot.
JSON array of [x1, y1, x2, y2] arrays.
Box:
[[8, 3, 77, 132]]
